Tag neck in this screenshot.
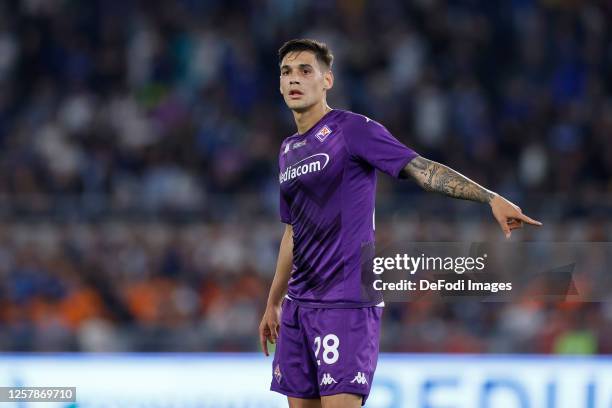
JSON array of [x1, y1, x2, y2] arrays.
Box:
[[293, 101, 332, 134]]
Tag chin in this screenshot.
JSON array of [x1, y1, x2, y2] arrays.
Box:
[[286, 100, 312, 112]]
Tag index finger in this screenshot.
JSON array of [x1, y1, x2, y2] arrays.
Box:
[[260, 332, 269, 356], [517, 213, 542, 226]]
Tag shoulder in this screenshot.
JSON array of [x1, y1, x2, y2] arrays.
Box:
[[336, 109, 371, 124], [336, 110, 382, 132], [279, 132, 299, 155], [336, 111, 388, 143], [281, 131, 300, 144]]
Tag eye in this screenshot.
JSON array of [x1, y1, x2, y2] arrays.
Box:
[[302, 68, 311, 74], [281, 70, 289, 76]]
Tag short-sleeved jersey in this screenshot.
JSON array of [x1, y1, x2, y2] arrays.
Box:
[[278, 109, 418, 307]]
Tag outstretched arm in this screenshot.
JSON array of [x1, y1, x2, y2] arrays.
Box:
[[400, 156, 542, 238], [401, 156, 495, 203]]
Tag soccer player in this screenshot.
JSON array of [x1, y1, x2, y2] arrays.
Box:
[[259, 39, 542, 408]]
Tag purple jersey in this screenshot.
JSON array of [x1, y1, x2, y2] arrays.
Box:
[[278, 109, 418, 307]]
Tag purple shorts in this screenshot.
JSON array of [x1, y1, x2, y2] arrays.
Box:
[[270, 298, 383, 405]]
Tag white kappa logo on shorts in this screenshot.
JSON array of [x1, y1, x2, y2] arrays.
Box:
[[350, 372, 368, 385], [320, 373, 338, 386]]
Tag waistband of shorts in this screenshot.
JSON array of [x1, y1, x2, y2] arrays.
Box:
[[284, 294, 385, 309]]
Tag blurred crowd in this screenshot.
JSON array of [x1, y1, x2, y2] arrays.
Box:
[[0, 0, 610, 215], [0, 0, 610, 352], [0, 219, 610, 353]]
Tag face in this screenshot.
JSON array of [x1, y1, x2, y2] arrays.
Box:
[[279, 51, 333, 112]]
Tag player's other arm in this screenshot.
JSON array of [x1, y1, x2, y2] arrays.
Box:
[[259, 223, 293, 356], [400, 156, 542, 238]]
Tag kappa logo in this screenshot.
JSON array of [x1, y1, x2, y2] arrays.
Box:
[[274, 364, 282, 384], [320, 373, 338, 386], [283, 143, 290, 155], [350, 372, 368, 385], [315, 125, 332, 142]]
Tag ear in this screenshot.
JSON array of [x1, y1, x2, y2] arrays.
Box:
[[323, 69, 334, 91]]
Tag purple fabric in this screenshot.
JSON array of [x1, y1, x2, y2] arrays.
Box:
[[270, 298, 383, 404], [278, 109, 418, 307]]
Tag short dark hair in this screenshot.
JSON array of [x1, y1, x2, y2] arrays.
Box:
[[278, 39, 334, 70]]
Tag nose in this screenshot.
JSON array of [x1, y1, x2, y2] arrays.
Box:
[[290, 79, 300, 85]]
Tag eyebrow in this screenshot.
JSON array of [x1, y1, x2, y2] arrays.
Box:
[[280, 63, 314, 71]]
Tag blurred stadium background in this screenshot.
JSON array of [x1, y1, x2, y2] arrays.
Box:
[[0, 0, 611, 406]]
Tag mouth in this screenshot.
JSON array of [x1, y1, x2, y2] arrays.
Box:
[[288, 90, 304, 99]]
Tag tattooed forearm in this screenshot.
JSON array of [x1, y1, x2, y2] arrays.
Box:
[[401, 156, 496, 204]]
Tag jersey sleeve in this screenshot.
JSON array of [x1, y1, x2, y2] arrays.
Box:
[[344, 115, 418, 178]]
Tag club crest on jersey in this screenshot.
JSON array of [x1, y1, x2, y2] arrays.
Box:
[[315, 125, 332, 142], [283, 143, 290, 155]]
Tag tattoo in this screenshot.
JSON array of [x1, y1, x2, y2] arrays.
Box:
[[402, 156, 495, 204]]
